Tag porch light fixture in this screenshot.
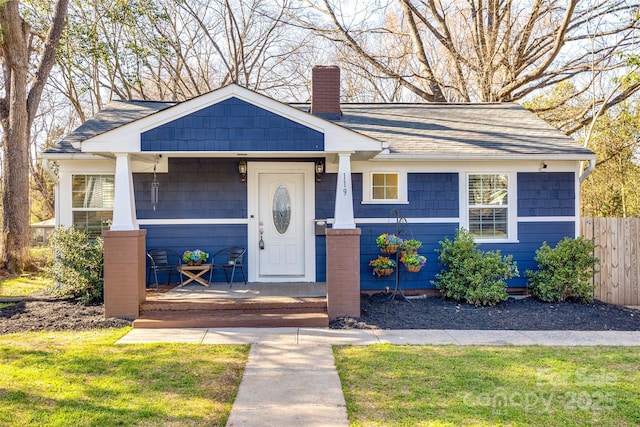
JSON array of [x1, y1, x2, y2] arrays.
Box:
[[238, 160, 247, 182], [315, 159, 325, 181]]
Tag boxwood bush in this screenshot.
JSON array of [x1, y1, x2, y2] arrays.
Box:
[[526, 237, 598, 303], [432, 228, 519, 306], [45, 226, 104, 303]]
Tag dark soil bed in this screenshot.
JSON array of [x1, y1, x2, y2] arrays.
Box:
[[2, 294, 640, 334], [0, 299, 132, 335], [330, 293, 640, 330]]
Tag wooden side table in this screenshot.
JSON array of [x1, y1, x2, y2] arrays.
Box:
[[177, 264, 212, 287]]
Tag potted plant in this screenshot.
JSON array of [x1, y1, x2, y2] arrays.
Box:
[[401, 253, 427, 273], [369, 255, 397, 277], [182, 249, 209, 265], [400, 238, 422, 255], [376, 233, 401, 254]]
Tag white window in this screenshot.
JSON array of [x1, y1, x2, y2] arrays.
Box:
[[373, 173, 398, 200], [72, 174, 114, 235], [466, 173, 515, 240], [363, 171, 408, 203]]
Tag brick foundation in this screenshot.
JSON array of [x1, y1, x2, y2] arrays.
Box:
[[103, 230, 146, 319], [326, 228, 361, 319]]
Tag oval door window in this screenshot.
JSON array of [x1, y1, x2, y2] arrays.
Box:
[[273, 184, 291, 234]]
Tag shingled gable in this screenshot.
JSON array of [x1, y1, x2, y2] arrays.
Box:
[[74, 84, 381, 156]]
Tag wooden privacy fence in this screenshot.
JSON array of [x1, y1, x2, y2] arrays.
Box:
[[581, 217, 640, 306]]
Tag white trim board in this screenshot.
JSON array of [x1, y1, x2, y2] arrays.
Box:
[[137, 216, 576, 226]]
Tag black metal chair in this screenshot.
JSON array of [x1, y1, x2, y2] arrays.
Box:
[[147, 248, 181, 289], [209, 247, 247, 286]]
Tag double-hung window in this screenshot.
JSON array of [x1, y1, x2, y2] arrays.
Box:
[[72, 174, 114, 235], [467, 174, 511, 240]]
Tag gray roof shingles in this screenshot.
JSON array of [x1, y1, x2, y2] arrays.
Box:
[[47, 98, 593, 158], [336, 103, 593, 157], [45, 100, 177, 154]]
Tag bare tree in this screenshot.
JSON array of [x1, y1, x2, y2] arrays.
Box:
[[50, 0, 314, 119], [298, 0, 640, 131], [0, 0, 69, 272]]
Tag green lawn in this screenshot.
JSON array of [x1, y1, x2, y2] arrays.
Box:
[[335, 345, 640, 426], [0, 275, 52, 298], [0, 247, 54, 298], [0, 329, 249, 426]]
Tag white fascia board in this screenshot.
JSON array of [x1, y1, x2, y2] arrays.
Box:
[[350, 159, 580, 174], [82, 84, 382, 154], [41, 152, 106, 161], [371, 153, 596, 161]]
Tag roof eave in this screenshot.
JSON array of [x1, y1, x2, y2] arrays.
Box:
[[40, 152, 105, 160], [371, 153, 597, 161]]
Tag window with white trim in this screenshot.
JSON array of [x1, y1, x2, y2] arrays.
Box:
[[72, 174, 114, 235], [363, 171, 407, 203], [372, 173, 398, 200], [467, 174, 509, 239]]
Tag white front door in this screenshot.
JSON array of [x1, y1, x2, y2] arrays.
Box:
[[248, 162, 315, 282]]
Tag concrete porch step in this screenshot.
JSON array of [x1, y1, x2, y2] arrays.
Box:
[[133, 309, 329, 328], [141, 297, 326, 312], [135, 296, 329, 328]]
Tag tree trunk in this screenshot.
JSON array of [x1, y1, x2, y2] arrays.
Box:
[[0, 0, 69, 273], [0, 1, 32, 272]]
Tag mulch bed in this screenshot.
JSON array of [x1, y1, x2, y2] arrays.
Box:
[[0, 299, 132, 335], [330, 293, 640, 330], [2, 293, 640, 335]]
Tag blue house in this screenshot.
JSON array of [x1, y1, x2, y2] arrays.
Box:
[[43, 66, 595, 324]]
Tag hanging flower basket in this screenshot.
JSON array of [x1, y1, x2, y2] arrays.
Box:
[[369, 256, 397, 277], [400, 239, 422, 255], [376, 234, 401, 254], [374, 267, 394, 277], [380, 244, 399, 255], [401, 253, 427, 273]]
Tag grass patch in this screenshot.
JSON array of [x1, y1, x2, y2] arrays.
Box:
[[335, 345, 640, 426], [0, 303, 15, 309], [0, 275, 52, 298], [0, 329, 249, 426]]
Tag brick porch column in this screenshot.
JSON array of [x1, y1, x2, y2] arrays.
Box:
[[103, 229, 146, 319], [326, 228, 361, 319]]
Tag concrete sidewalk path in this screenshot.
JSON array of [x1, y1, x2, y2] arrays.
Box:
[[225, 344, 348, 427], [117, 327, 640, 346]]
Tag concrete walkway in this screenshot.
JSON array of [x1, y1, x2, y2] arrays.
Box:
[[117, 328, 640, 427], [117, 327, 640, 346]]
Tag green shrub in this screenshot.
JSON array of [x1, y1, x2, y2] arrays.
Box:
[[526, 237, 598, 303], [432, 228, 519, 306], [45, 226, 104, 303]]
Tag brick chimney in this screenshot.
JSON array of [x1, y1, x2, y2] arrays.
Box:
[[311, 65, 341, 120]]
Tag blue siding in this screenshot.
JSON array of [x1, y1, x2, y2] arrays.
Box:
[[517, 172, 575, 216], [359, 221, 576, 291], [143, 224, 248, 285], [134, 158, 247, 219], [136, 162, 577, 290], [141, 98, 324, 152], [315, 175, 337, 282], [352, 173, 459, 218], [360, 223, 459, 291], [480, 221, 576, 287], [408, 173, 458, 217]]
